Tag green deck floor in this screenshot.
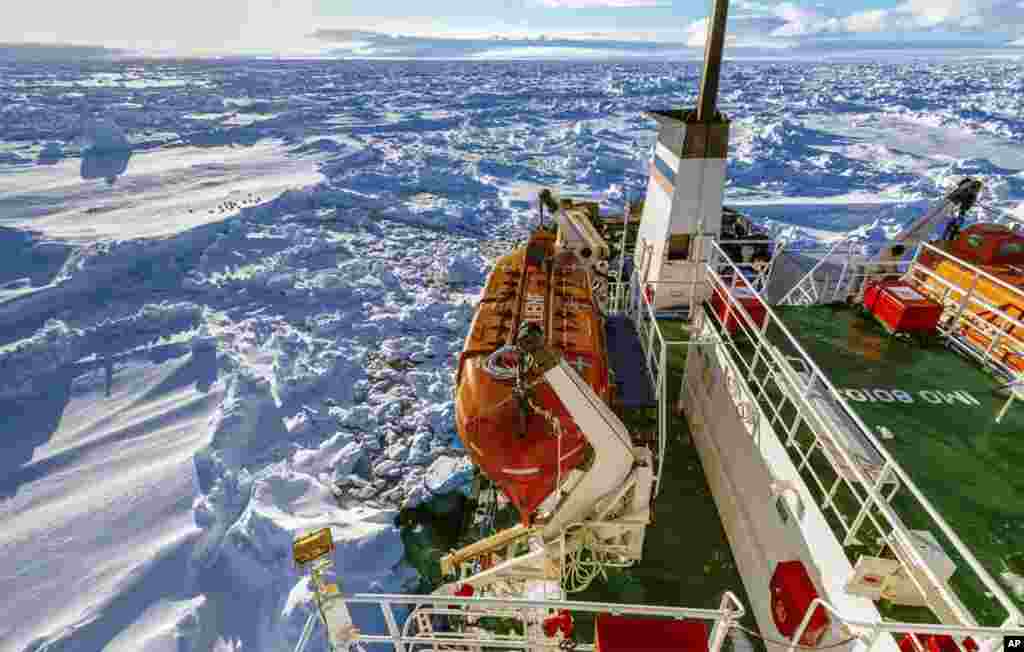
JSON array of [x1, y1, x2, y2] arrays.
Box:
[[772, 304, 1024, 619]]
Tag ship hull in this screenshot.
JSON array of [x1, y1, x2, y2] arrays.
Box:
[[682, 316, 894, 652]]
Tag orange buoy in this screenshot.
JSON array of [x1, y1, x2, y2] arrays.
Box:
[[455, 228, 610, 521]]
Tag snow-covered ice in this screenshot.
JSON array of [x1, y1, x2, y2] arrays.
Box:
[[1, 55, 1024, 650]]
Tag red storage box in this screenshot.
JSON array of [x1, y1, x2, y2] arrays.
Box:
[[595, 614, 709, 652], [863, 282, 942, 334], [710, 284, 767, 335]]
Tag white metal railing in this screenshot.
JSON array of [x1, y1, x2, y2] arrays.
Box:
[[606, 276, 686, 499], [907, 242, 1024, 383], [325, 591, 746, 652], [775, 237, 906, 307], [298, 584, 1024, 652], [689, 239, 1023, 636], [716, 238, 778, 292], [787, 598, 1024, 652]]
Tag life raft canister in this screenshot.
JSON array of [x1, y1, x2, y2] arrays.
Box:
[[770, 560, 830, 647]]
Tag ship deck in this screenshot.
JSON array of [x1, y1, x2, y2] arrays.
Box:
[[575, 318, 763, 650], [768, 303, 1024, 619]]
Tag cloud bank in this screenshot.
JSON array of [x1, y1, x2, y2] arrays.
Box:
[[1, 0, 1023, 57], [684, 0, 1024, 47]]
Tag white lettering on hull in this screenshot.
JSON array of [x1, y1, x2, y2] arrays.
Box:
[[840, 387, 981, 407]]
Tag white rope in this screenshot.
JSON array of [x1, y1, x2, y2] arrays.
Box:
[[561, 526, 605, 593], [482, 345, 521, 381]]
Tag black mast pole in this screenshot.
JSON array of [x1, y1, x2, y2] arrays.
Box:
[[696, 0, 730, 123]]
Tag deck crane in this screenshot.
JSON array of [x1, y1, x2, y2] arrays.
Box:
[[875, 178, 983, 264]]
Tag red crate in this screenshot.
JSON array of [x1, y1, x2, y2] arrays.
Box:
[[711, 285, 767, 335], [863, 282, 942, 334], [595, 614, 709, 652]]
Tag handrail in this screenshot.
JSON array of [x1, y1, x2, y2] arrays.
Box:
[[312, 590, 1024, 652], [912, 264, 1024, 337], [922, 241, 1024, 302], [787, 597, 1024, 652], [346, 591, 747, 652], [777, 236, 857, 305], [346, 591, 746, 619], [628, 275, 687, 498], [703, 237, 1024, 625]]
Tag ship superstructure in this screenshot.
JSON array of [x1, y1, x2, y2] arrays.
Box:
[[288, 1, 1024, 651]]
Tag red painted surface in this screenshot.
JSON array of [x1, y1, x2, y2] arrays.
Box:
[[543, 610, 574, 639], [770, 561, 830, 647], [595, 614, 709, 652], [863, 282, 942, 334], [950, 223, 1024, 266], [899, 633, 978, 652], [711, 284, 768, 335]]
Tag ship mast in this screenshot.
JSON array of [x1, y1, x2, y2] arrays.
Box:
[[633, 0, 732, 311], [697, 0, 730, 123]]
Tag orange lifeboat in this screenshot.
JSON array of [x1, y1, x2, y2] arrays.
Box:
[[455, 227, 611, 521], [918, 224, 1024, 372]]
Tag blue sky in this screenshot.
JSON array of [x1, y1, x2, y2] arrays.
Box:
[[2, 0, 1023, 56]]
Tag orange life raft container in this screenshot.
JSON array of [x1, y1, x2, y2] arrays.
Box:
[[918, 224, 1024, 373], [455, 228, 610, 520]]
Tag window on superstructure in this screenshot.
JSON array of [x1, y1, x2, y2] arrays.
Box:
[[667, 234, 691, 261]]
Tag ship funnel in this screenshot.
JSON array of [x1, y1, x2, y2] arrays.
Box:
[[634, 0, 731, 310]]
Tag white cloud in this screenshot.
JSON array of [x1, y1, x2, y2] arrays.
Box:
[[682, 0, 1024, 48], [770, 4, 844, 36], [685, 18, 710, 47], [812, 0, 1024, 37]]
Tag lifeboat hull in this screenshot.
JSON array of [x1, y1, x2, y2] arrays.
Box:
[[455, 229, 610, 519]]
